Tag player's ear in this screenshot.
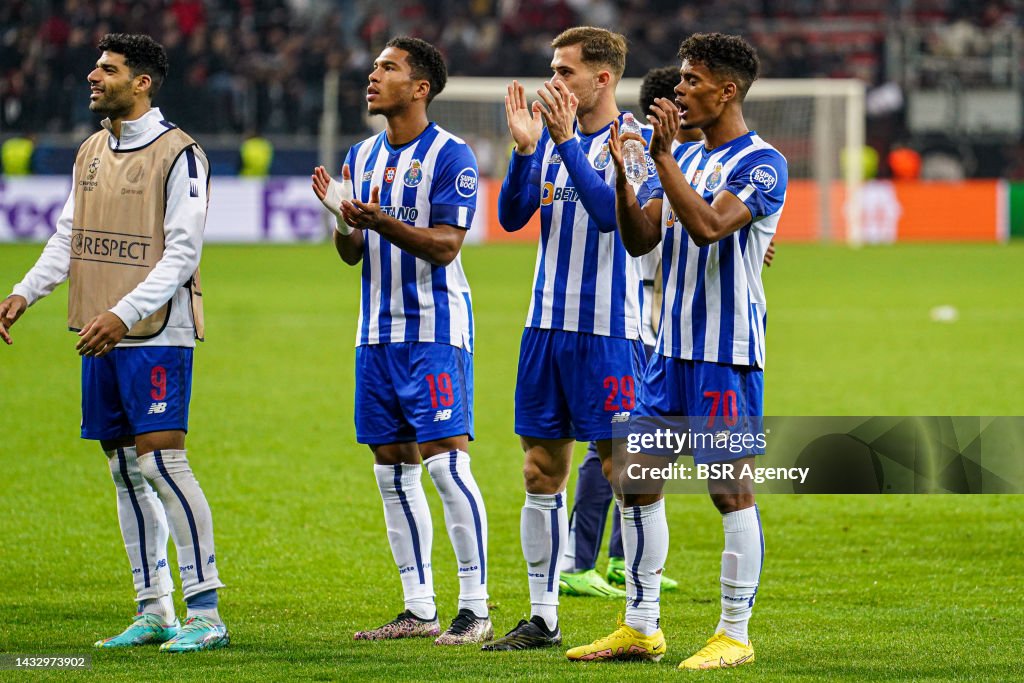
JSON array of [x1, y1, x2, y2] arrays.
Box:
[[414, 78, 431, 102], [134, 73, 152, 98], [595, 68, 612, 90], [720, 80, 738, 104]]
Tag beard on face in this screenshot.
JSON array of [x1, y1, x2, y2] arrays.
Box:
[[89, 83, 133, 118]]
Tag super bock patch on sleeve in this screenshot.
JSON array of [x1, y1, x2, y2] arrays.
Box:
[[455, 167, 478, 198], [749, 164, 778, 192]]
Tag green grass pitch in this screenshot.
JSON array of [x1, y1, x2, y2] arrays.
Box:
[[1, 242, 1022, 681]]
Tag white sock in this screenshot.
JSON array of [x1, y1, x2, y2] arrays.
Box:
[[521, 491, 567, 631], [425, 451, 489, 618], [717, 505, 763, 643], [622, 499, 668, 636], [139, 596, 176, 624], [137, 450, 225, 601], [107, 446, 174, 610], [373, 463, 435, 620]]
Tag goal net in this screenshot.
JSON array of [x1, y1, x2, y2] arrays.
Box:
[[431, 77, 865, 244]]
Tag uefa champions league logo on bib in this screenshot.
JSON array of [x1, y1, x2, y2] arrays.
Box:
[[404, 159, 424, 187]]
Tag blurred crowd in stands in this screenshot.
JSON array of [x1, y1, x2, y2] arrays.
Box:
[[0, 0, 1021, 177]]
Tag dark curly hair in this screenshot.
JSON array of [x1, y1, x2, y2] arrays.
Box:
[[386, 36, 447, 105], [677, 33, 760, 100], [97, 33, 168, 99], [639, 65, 680, 114]]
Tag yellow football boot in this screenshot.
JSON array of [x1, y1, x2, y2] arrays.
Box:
[[679, 630, 754, 670], [566, 620, 666, 662]]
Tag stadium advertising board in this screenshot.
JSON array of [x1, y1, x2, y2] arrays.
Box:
[[478, 179, 1010, 243], [0, 177, 488, 244], [0, 177, 1013, 243]]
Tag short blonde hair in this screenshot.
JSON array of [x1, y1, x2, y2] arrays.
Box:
[[551, 26, 627, 79]]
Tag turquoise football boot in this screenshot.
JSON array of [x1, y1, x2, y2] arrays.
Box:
[[94, 613, 180, 648], [159, 615, 230, 652]]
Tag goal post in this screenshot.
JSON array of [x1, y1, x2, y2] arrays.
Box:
[[432, 77, 865, 244]]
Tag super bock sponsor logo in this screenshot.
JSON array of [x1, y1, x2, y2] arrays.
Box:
[[750, 164, 778, 192], [455, 167, 478, 198]]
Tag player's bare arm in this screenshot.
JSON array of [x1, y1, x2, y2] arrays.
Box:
[[342, 185, 466, 267], [505, 80, 544, 155], [312, 164, 364, 266], [648, 98, 752, 247], [75, 311, 128, 357], [608, 120, 661, 256], [535, 80, 578, 145], [0, 294, 28, 345]]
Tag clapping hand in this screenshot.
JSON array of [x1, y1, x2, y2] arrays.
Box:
[[535, 80, 578, 146], [505, 80, 544, 156]]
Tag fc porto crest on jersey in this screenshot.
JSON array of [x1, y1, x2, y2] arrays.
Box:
[[593, 144, 611, 170], [403, 159, 424, 187], [384, 167, 397, 184], [705, 163, 723, 191]]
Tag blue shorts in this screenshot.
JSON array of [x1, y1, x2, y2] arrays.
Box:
[[355, 342, 473, 445], [515, 328, 646, 442], [81, 346, 193, 441], [635, 354, 764, 464]]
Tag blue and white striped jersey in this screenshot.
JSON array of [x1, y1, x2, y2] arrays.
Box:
[[498, 114, 652, 339], [345, 123, 478, 351], [642, 132, 787, 368]]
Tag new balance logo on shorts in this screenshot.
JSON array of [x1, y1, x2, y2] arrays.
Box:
[[433, 409, 453, 422], [611, 411, 631, 423], [147, 402, 167, 415]]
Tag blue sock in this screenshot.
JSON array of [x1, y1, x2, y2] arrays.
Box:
[[568, 443, 614, 571], [186, 589, 218, 611], [609, 501, 623, 558]]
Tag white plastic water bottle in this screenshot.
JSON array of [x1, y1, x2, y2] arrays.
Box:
[[619, 113, 647, 184]]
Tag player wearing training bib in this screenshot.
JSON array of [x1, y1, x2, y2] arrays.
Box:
[[0, 34, 228, 653], [567, 33, 787, 670], [312, 37, 491, 646]]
